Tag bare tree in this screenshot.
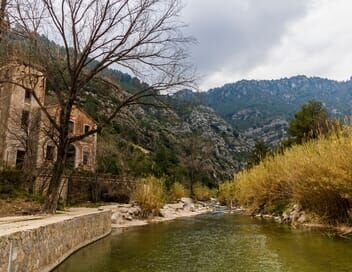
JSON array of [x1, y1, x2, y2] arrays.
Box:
[[0, 0, 9, 42], [2, 0, 195, 213]]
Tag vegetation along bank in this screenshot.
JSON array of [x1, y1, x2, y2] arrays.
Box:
[[219, 128, 352, 233]]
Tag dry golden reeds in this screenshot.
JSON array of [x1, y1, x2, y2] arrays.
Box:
[[234, 127, 352, 224], [131, 176, 166, 217]]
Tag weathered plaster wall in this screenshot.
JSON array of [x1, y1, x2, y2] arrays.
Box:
[[0, 64, 45, 168], [0, 209, 111, 272]]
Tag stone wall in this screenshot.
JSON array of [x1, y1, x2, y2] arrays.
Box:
[[0, 209, 111, 272], [67, 174, 136, 204]]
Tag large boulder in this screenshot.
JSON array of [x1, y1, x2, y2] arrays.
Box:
[[111, 212, 123, 224], [128, 206, 142, 217]]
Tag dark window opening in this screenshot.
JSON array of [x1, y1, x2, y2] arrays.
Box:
[[46, 145, 55, 161], [24, 90, 31, 101], [68, 121, 74, 134], [21, 110, 30, 128], [84, 125, 90, 134], [16, 150, 26, 168], [83, 151, 89, 165], [66, 145, 76, 169]]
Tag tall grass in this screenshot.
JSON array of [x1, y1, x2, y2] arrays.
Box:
[[193, 183, 213, 201], [169, 182, 189, 201], [131, 176, 165, 217], [218, 182, 236, 207], [235, 128, 352, 224]]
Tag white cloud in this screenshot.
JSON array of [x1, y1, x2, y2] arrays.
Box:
[[183, 0, 352, 90]]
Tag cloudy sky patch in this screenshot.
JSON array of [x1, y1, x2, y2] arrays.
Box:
[[182, 0, 352, 90]]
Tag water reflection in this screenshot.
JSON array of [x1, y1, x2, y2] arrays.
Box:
[[54, 214, 352, 272]]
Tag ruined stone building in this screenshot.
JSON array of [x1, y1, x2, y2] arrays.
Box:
[[0, 63, 97, 172]]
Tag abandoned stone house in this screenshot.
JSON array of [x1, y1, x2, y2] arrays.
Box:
[[0, 63, 97, 172]]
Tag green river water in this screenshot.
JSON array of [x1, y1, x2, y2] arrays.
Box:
[[54, 213, 352, 272]]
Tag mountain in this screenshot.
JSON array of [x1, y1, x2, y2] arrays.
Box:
[[174, 76, 352, 146], [89, 73, 352, 185], [77, 71, 250, 186], [6, 33, 248, 185]]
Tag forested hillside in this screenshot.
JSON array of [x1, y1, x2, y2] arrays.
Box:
[[77, 68, 249, 187], [82, 71, 352, 185], [175, 76, 352, 146]]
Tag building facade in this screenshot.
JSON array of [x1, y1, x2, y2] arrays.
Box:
[[0, 63, 97, 172]]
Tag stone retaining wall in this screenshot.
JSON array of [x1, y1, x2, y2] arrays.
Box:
[[0, 209, 111, 272]]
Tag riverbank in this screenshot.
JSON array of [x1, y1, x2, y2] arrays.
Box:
[[248, 204, 352, 238], [0, 199, 215, 272], [54, 211, 352, 272], [226, 131, 352, 233], [0, 208, 111, 272], [103, 197, 217, 229]]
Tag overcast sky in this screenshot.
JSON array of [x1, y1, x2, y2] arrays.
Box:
[[182, 0, 352, 90]]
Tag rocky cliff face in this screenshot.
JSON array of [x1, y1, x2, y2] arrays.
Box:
[[242, 119, 288, 147], [83, 70, 352, 181], [137, 102, 250, 179], [81, 84, 250, 182], [181, 105, 249, 176], [175, 75, 352, 147]]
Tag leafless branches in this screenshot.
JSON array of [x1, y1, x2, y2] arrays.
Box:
[[0, 0, 195, 212], [9, 0, 194, 143]]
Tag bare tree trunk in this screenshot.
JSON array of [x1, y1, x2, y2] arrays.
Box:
[[9, 0, 195, 214], [0, 0, 7, 42], [42, 140, 67, 213]]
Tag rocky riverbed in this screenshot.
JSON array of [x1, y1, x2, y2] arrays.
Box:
[[253, 204, 308, 225], [251, 204, 352, 237], [101, 198, 220, 229]]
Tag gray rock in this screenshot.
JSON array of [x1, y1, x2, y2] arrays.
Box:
[[274, 216, 282, 223], [163, 203, 184, 210], [197, 201, 207, 207], [297, 213, 307, 224], [118, 207, 130, 214], [180, 197, 194, 205], [293, 204, 302, 213], [127, 215, 133, 221], [111, 213, 121, 224], [290, 211, 300, 223], [282, 211, 290, 222], [160, 208, 176, 218], [128, 206, 142, 216], [263, 214, 273, 219]]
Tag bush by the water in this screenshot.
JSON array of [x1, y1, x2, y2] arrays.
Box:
[[235, 129, 352, 225], [193, 183, 214, 201], [131, 176, 166, 217], [169, 182, 188, 201], [218, 182, 236, 207]]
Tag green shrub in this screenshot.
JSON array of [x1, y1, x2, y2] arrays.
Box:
[[0, 169, 25, 197], [0, 169, 23, 186], [131, 176, 166, 217], [210, 188, 218, 198], [193, 183, 212, 201], [169, 182, 188, 201], [263, 201, 289, 216]]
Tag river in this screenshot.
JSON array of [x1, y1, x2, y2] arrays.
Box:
[[54, 213, 352, 272]]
